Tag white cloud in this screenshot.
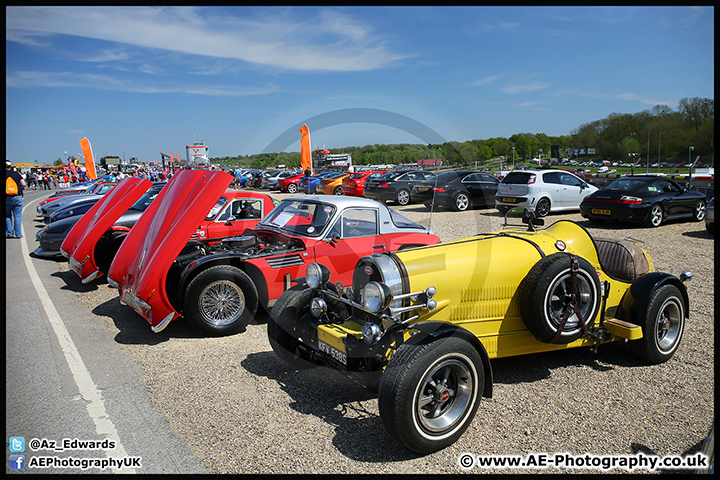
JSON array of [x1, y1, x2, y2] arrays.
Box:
[[501, 82, 551, 94], [5, 70, 280, 97], [470, 75, 501, 86], [5, 6, 409, 72]]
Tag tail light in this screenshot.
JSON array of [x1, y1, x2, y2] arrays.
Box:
[[378, 183, 389, 188], [709, 198, 714, 207], [527, 174, 536, 184], [433, 186, 446, 193], [619, 195, 643, 205]]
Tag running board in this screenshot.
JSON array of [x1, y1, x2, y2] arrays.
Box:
[[603, 318, 643, 340]]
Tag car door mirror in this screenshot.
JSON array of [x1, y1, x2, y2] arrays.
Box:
[[324, 232, 341, 244], [224, 215, 236, 226]]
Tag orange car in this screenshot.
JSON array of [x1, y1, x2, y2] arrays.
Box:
[[316, 172, 351, 195]]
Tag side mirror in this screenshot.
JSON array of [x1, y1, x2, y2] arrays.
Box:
[[224, 215, 236, 226], [324, 232, 341, 244]]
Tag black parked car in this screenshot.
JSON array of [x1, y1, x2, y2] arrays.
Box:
[[411, 170, 500, 211], [363, 169, 436, 205], [580, 175, 707, 227]]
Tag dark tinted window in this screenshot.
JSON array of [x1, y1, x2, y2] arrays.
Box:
[[502, 172, 535, 184], [435, 171, 467, 183], [605, 178, 649, 191], [542, 172, 562, 184]]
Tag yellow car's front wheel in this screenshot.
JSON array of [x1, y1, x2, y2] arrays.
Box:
[[378, 337, 484, 454]]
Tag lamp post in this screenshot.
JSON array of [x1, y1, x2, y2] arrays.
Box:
[[689, 146, 694, 170]]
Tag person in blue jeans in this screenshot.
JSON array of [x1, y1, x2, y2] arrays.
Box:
[[6, 160, 26, 238]]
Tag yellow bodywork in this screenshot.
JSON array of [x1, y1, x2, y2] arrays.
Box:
[[318, 221, 653, 360]]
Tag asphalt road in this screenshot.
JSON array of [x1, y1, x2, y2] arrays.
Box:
[[5, 187, 206, 474]]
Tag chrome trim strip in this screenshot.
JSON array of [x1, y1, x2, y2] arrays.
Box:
[[152, 312, 175, 333], [81, 270, 101, 284]]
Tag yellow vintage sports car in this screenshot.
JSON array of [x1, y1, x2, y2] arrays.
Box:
[[268, 209, 691, 454]]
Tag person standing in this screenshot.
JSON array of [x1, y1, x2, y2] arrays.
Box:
[[6, 160, 26, 238]]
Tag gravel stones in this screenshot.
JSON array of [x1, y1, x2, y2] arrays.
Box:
[[60, 193, 714, 474]]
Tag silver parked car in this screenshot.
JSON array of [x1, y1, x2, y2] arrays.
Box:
[[495, 169, 597, 217]]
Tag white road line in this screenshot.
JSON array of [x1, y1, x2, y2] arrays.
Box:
[[20, 197, 136, 473]]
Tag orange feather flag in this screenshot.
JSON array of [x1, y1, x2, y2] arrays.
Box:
[[299, 124, 312, 175], [79, 137, 97, 180]]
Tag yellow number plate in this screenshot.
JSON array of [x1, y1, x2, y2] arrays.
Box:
[[502, 197, 517, 203], [591, 208, 611, 215]]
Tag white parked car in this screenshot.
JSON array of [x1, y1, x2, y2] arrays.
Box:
[[495, 169, 598, 217]]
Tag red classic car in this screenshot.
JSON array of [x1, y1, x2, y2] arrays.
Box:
[[106, 169, 441, 337], [63, 175, 275, 284], [190, 190, 277, 243], [61, 177, 154, 283]]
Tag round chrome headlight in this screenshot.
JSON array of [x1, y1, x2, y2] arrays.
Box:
[[310, 297, 327, 318], [306, 263, 331, 290], [362, 322, 382, 345], [362, 281, 393, 314]]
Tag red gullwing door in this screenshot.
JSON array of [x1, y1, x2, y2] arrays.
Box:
[[61, 177, 153, 283], [107, 170, 232, 332]]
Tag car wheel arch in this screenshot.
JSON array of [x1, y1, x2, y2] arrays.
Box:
[[177, 255, 269, 313], [404, 322, 493, 399], [617, 272, 690, 327], [535, 196, 552, 217]]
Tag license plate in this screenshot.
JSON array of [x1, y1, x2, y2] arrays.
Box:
[[502, 197, 517, 203], [366, 183, 376, 188], [416, 186, 430, 192], [318, 340, 347, 365], [591, 208, 611, 215]]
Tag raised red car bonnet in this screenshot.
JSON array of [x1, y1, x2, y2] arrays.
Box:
[[60, 177, 153, 261], [108, 170, 232, 313]]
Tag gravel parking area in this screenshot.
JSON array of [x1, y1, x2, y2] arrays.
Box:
[[56, 191, 714, 474]]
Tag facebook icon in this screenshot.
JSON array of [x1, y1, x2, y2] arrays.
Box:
[[10, 455, 25, 470]]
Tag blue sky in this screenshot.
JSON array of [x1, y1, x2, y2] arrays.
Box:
[[5, 6, 714, 165]]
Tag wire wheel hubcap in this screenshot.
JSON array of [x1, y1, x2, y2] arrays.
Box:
[[199, 280, 246, 326]]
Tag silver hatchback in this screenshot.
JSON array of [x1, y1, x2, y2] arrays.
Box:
[[495, 169, 597, 217]]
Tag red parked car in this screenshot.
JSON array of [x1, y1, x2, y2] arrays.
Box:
[[341, 170, 389, 197], [276, 173, 305, 193], [62, 176, 275, 285], [106, 170, 441, 337]]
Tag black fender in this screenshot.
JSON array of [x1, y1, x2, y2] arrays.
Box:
[[616, 272, 690, 325], [405, 322, 493, 399]]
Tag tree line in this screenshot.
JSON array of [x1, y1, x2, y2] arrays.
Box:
[[213, 97, 713, 169]]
